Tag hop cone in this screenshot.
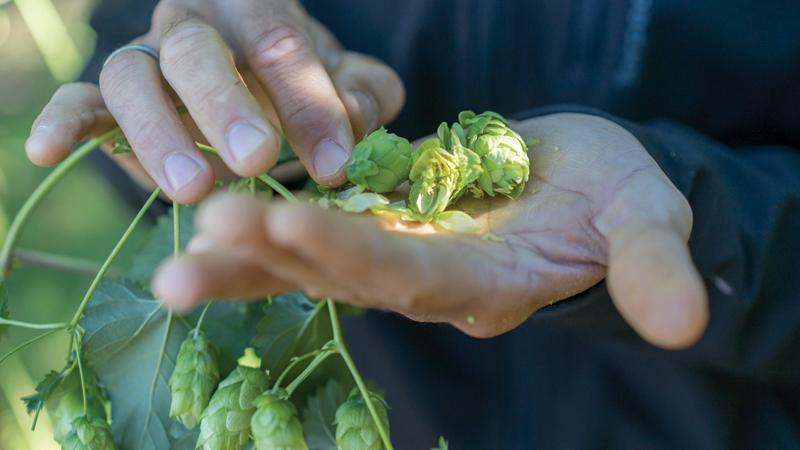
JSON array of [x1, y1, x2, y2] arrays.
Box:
[[408, 138, 461, 221], [196, 365, 271, 450], [53, 391, 107, 444], [169, 332, 220, 429], [335, 389, 390, 450], [251, 390, 308, 450], [62, 416, 117, 450], [458, 110, 530, 199], [346, 127, 413, 193]]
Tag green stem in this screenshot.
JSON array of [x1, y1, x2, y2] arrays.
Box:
[[274, 348, 324, 390], [193, 300, 213, 339], [328, 299, 394, 450], [0, 317, 68, 330], [258, 174, 298, 203], [0, 328, 62, 365], [12, 248, 121, 278], [0, 126, 121, 278], [282, 349, 335, 398], [69, 188, 161, 327], [74, 333, 87, 416]]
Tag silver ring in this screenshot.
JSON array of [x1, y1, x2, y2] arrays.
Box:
[[102, 44, 160, 69]]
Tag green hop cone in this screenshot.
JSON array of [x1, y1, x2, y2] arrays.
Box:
[[335, 388, 390, 450], [458, 110, 530, 199], [169, 332, 220, 430], [346, 127, 413, 193], [62, 416, 117, 450], [251, 389, 308, 450], [53, 391, 107, 444], [196, 365, 271, 450], [408, 137, 460, 221]]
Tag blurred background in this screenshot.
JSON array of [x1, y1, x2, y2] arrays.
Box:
[[0, 1, 147, 448]]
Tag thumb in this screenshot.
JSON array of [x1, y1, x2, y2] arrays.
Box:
[[605, 217, 709, 350]]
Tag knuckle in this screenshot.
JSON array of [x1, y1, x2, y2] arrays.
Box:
[[248, 21, 310, 76], [160, 20, 216, 71]]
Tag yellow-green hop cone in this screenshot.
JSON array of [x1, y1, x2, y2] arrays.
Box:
[[251, 389, 308, 450], [53, 391, 107, 444], [169, 332, 220, 429], [196, 365, 271, 450], [335, 389, 390, 450], [62, 416, 117, 450], [346, 127, 413, 193], [458, 111, 530, 199], [408, 138, 460, 221]]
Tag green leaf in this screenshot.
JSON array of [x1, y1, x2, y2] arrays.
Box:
[[128, 206, 195, 286], [252, 292, 332, 379], [302, 379, 346, 450], [430, 437, 450, 450], [80, 277, 191, 450], [111, 135, 133, 154], [186, 301, 264, 376], [0, 281, 9, 342]]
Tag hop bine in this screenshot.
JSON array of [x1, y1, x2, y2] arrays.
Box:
[[335, 388, 390, 450], [251, 389, 308, 450], [458, 110, 530, 199], [346, 127, 413, 193], [196, 365, 271, 450], [61, 416, 117, 450], [169, 332, 220, 429]]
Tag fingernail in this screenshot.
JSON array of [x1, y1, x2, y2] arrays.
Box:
[[227, 122, 269, 162], [350, 90, 378, 133], [31, 125, 47, 137], [312, 140, 349, 178], [165, 153, 202, 191]]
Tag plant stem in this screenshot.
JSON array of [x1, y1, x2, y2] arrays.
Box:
[[11, 248, 121, 278], [258, 174, 298, 203], [74, 333, 87, 416], [328, 299, 394, 450], [193, 300, 213, 339], [282, 349, 335, 398], [0, 317, 68, 330], [0, 328, 62, 365], [274, 348, 324, 390], [69, 188, 161, 327], [0, 126, 122, 278]]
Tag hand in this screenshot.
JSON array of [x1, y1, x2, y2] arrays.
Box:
[[153, 113, 709, 350], [24, 0, 405, 203]]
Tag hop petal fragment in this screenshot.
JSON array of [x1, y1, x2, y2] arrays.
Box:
[[335, 388, 390, 450], [458, 111, 531, 199], [62, 416, 117, 450], [196, 365, 271, 450], [346, 127, 413, 193], [251, 390, 308, 450], [434, 211, 481, 234], [169, 332, 220, 430]]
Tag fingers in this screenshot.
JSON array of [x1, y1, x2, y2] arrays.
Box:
[[605, 217, 709, 350], [26, 83, 116, 166], [159, 15, 281, 177], [100, 44, 215, 204], [229, 2, 355, 186]]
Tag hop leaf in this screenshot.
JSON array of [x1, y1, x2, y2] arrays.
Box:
[[430, 437, 449, 450], [458, 111, 530, 199], [111, 135, 132, 155], [62, 416, 117, 450], [196, 365, 271, 450], [335, 389, 390, 450], [251, 390, 308, 450], [53, 391, 107, 444], [169, 332, 220, 430], [346, 127, 412, 193]]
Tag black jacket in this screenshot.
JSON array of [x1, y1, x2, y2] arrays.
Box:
[[83, 0, 800, 448]]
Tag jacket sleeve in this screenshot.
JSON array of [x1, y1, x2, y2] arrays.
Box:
[[523, 105, 800, 382]]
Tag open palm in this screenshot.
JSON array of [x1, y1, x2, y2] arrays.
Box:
[[155, 113, 708, 350]]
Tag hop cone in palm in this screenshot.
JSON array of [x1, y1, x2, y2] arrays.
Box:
[[169, 332, 220, 429], [251, 389, 308, 450], [335, 388, 390, 450], [408, 137, 461, 221], [53, 391, 107, 444], [196, 365, 271, 450], [62, 416, 117, 450], [458, 110, 530, 199], [346, 127, 413, 193]]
